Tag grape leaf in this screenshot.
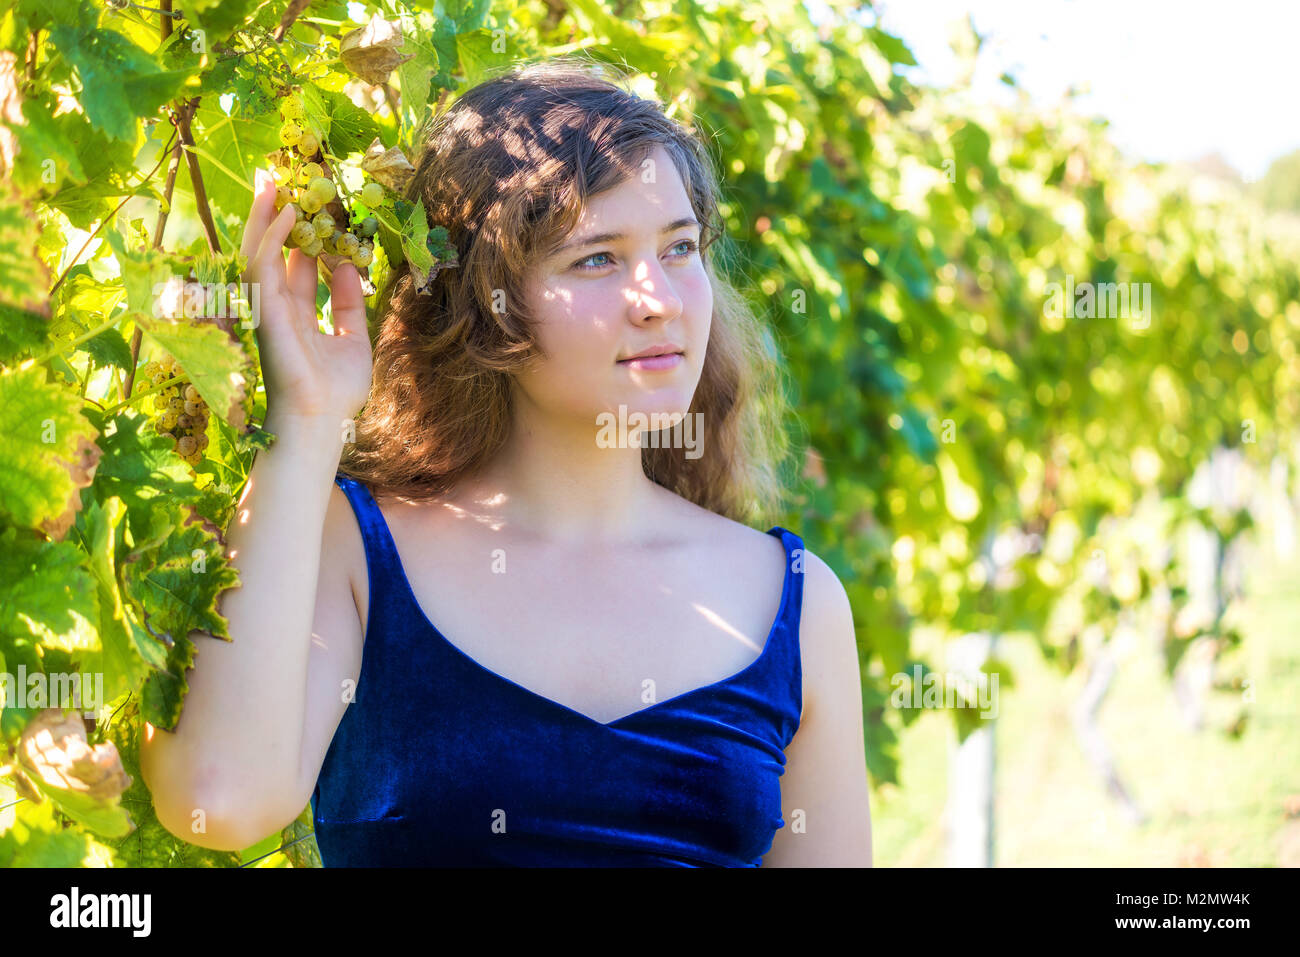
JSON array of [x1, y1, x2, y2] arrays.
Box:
[[0, 181, 51, 315], [80, 328, 132, 370], [868, 27, 918, 66], [12, 0, 84, 34], [456, 29, 512, 89], [310, 84, 384, 157], [25, 778, 134, 840], [121, 508, 238, 645], [108, 230, 253, 428], [137, 318, 251, 430], [189, 0, 258, 46], [58, 269, 126, 323], [90, 409, 205, 549], [446, 0, 493, 31], [279, 801, 322, 868], [190, 477, 239, 537], [339, 14, 415, 87], [47, 15, 191, 142], [76, 496, 168, 707], [396, 10, 439, 131], [0, 796, 98, 866], [190, 102, 281, 220], [42, 117, 139, 229], [7, 93, 89, 195], [373, 197, 435, 287], [0, 301, 48, 364], [121, 503, 238, 729], [139, 625, 196, 731], [0, 364, 102, 538], [17, 709, 134, 839], [0, 528, 99, 656]]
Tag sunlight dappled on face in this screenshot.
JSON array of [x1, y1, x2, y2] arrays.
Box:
[[512, 144, 713, 428]]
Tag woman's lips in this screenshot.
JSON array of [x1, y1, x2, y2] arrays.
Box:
[[617, 353, 683, 371]]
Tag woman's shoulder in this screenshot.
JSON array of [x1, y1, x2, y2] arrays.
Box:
[[670, 498, 855, 723], [658, 485, 815, 563], [656, 488, 783, 556], [674, 495, 850, 632]]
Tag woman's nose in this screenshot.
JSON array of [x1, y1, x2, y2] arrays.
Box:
[[624, 260, 683, 320]]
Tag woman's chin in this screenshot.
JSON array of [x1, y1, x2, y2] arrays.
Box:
[[595, 403, 693, 424]]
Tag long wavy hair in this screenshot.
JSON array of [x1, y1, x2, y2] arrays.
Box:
[[337, 55, 792, 526]]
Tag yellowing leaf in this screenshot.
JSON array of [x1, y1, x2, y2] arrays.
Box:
[[106, 231, 253, 429], [0, 365, 101, 538]]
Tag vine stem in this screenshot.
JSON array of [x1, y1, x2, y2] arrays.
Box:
[[125, 40, 187, 402], [174, 99, 221, 255], [240, 829, 318, 867], [274, 0, 313, 43], [23, 316, 120, 369], [99, 372, 191, 417], [22, 30, 39, 92]]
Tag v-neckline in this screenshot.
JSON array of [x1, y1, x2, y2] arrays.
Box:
[[365, 510, 796, 730]]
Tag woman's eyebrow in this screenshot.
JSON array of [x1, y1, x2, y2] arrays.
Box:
[[554, 217, 701, 255]]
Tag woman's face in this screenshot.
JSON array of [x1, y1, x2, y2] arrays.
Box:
[[514, 143, 712, 432]]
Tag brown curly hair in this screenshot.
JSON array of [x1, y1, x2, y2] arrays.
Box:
[[337, 54, 792, 526]]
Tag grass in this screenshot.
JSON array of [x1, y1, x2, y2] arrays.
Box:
[[872, 529, 1300, 867]]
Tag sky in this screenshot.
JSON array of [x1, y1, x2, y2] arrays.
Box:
[[806, 0, 1300, 182]]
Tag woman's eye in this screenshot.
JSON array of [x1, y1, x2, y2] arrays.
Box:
[[573, 252, 613, 271], [572, 239, 699, 272]]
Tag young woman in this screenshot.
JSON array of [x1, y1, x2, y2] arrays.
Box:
[[142, 58, 872, 867]]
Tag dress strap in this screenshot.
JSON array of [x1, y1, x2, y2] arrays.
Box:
[[764, 525, 806, 733], [333, 473, 406, 624], [766, 526, 806, 637]]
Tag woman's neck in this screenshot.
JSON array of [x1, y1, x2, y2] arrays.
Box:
[[442, 401, 678, 547]]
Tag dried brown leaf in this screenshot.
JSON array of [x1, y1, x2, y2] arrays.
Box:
[[359, 136, 415, 195], [339, 14, 415, 86], [18, 709, 132, 803]]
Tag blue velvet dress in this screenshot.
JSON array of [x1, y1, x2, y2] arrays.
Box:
[[311, 474, 805, 866]]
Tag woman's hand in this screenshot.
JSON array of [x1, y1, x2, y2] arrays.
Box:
[[240, 168, 374, 425]]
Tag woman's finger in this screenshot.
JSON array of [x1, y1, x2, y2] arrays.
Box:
[[328, 262, 369, 341], [285, 246, 320, 324], [252, 204, 298, 290], [241, 168, 277, 264]]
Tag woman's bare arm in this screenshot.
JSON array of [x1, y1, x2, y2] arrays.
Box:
[[140, 414, 350, 849], [139, 167, 374, 851]]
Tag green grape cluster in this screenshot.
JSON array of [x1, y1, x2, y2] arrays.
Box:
[[272, 92, 382, 269], [139, 355, 209, 468]]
